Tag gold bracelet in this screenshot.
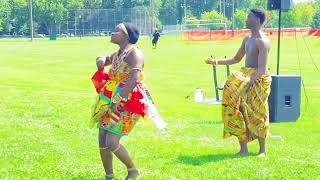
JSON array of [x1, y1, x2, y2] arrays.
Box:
[[111, 94, 123, 104]]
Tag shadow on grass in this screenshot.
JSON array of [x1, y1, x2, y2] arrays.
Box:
[[177, 153, 254, 165], [70, 176, 107, 180], [71, 175, 124, 180]]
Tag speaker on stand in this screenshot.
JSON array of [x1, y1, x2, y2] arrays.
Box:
[[268, 0, 293, 10], [267, 0, 301, 123]]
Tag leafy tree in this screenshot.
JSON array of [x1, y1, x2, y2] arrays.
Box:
[[234, 9, 247, 29], [64, 0, 84, 10], [201, 10, 231, 29], [9, 0, 29, 35], [84, 0, 102, 9], [282, 3, 316, 27], [159, 0, 178, 25], [33, 0, 66, 34], [311, 0, 320, 28]]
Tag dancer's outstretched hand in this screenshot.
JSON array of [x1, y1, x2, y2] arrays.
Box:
[[96, 56, 105, 69], [204, 57, 215, 64]]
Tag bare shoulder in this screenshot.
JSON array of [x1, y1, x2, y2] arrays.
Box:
[[256, 37, 270, 50], [126, 47, 144, 66], [130, 47, 144, 60], [243, 36, 250, 43], [133, 47, 144, 58]]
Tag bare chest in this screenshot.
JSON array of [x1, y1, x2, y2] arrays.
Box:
[[245, 38, 259, 67], [245, 38, 259, 57]]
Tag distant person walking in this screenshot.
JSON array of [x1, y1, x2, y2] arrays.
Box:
[[152, 28, 160, 49]]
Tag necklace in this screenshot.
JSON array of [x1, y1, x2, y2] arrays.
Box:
[[112, 46, 134, 72]]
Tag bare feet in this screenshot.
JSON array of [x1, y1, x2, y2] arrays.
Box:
[[235, 151, 249, 157], [258, 138, 266, 157], [237, 141, 249, 157], [258, 152, 266, 157], [125, 168, 139, 180], [105, 174, 114, 180]]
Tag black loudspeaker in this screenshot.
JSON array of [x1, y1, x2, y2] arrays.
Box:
[[268, 0, 294, 10], [268, 75, 301, 123]]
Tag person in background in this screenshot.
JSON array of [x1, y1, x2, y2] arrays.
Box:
[[152, 28, 160, 49]]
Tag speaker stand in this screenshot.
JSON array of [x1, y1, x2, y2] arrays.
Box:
[[276, 9, 282, 75]]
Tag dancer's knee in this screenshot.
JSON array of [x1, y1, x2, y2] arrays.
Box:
[[106, 138, 120, 153], [98, 129, 107, 148]]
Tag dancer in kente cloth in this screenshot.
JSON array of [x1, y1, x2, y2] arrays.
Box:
[[205, 9, 272, 157], [92, 22, 167, 180]]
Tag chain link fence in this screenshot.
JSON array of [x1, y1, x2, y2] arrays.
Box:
[[57, 6, 154, 37]]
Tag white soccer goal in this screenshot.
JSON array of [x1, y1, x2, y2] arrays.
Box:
[[184, 19, 227, 30]]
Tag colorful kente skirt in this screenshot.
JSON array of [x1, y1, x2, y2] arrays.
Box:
[[222, 67, 272, 142], [91, 68, 152, 136]]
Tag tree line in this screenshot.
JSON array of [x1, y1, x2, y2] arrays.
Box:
[[0, 0, 319, 35]]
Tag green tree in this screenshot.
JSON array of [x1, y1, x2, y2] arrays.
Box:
[[311, 0, 320, 28], [237, 0, 267, 10], [84, 0, 102, 9], [234, 9, 247, 29], [237, 0, 255, 9], [1, 0, 12, 34], [187, 0, 217, 18], [282, 3, 316, 27], [263, 10, 278, 28], [0, 18, 2, 32], [102, 0, 116, 8], [9, 0, 29, 35], [201, 10, 220, 20], [34, 0, 66, 34], [159, 0, 178, 25], [0, 1, 12, 35], [201, 10, 231, 29], [255, 0, 267, 8], [64, 0, 84, 10], [148, 0, 162, 27], [311, 10, 320, 28]]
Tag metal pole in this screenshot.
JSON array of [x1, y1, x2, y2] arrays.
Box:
[[139, 10, 142, 34], [225, 56, 230, 77], [98, 9, 100, 34], [151, 0, 154, 32], [67, 11, 69, 35], [213, 64, 220, 102], [90, 10, 92, 34], [184, 0, 186, 24], [232, 0, 234, 30], [79, 15, 82, 40], [223, 0, 226, 17], [145, 9, 147, 35], [227, 65, 230, 77], [106, 10, 109, 34], [28, 0, 34, 41], [277, 10, 282, 75], [74, 14, 76, 36], [113, 10, 116, 31]]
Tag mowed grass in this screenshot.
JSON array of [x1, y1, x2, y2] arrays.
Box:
[[0, 35, 319, 180]]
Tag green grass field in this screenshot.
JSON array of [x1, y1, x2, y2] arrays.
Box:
[[0, 35, 319, 180]]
